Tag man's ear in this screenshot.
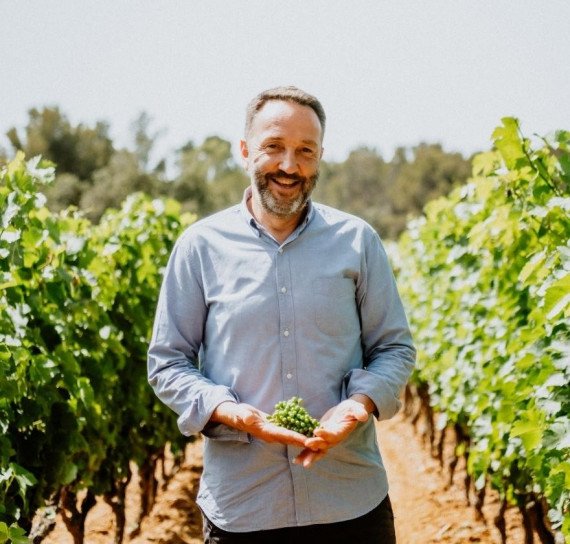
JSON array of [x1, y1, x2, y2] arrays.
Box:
[[240, 139, 249, 169]]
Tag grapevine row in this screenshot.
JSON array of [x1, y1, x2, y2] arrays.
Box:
[[393, 119, 570, 543], [0, 153, 194, 543]]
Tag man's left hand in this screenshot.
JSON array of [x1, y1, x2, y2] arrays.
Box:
[[294, 395, 374, 468]]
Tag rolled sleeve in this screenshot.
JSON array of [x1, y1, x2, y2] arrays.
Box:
[[348, 230, 416, 420], [148, 231, 241, 438], [177, 384, 239, 436], [344, 368, 404, 420]]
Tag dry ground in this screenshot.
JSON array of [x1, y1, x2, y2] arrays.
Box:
[[44, 413, 536, 544]]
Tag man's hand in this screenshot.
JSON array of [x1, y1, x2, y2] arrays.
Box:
[[312, 397, 371, 445], [210, 401, 313, 449], [294, 395, 375, 468]]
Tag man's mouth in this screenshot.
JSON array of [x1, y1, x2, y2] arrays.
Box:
[[269, 176, 303, 188]]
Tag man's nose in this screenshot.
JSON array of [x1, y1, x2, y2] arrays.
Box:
[[279, 149, 299, 174]]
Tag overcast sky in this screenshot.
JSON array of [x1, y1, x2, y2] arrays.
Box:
[[1, 1, 569, 166]]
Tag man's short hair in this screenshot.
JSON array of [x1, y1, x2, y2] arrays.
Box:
[[245, 86, 326, 139]]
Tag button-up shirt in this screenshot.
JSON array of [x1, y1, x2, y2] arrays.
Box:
[[148, 188, 416, 532]]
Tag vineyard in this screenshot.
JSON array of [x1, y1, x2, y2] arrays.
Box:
[[394, 119, 570, 543], [1, 119, 569, 544], [0, 155, 195, 544]]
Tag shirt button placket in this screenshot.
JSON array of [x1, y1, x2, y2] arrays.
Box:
[[276, 248, 296, 397], [276, 243, 312, 524]]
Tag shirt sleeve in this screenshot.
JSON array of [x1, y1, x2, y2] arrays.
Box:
[[147, 233, 240, 437], [344, 229, 416, 420]]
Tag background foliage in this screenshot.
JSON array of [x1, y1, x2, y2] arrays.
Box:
[[0, 154, 193, 543], [394, 118, 570, 542]]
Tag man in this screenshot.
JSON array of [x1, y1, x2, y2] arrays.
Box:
[[148, 86, 415, 543]]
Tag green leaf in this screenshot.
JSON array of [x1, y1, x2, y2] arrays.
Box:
[[518, 250, 547, 284], [492, 117, 526, 170], [551, 462, 570, 487], [8, 525, 30, 544], [0, 522, 8, 543], [11, 464, 37, 490], [471, 151, 500, 177], [0, 522, 30, 544], [511, 420, 543, 451], [544, 274, 570, 320], [60, 463, 78, 486]]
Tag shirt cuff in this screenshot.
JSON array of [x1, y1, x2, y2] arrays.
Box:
[[202, 422, 251, 443], [343, 368, 402, 421], [176, 385, 241, 436]]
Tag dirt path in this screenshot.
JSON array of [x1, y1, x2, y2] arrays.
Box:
[[44, 413, 532, 543], [377, 413, 531, 544]]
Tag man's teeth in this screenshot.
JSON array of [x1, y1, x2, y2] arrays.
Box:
[[274, 178, 298, 186]]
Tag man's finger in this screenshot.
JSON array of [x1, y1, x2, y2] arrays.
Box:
[[294, 449, 327, 468], [266, 424, 311, 448], [304, 436, 328, 451], [312, 426, 340, 442]]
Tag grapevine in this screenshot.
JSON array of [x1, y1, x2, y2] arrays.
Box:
[[0, 153, 195, 543], [393, 119, 570, 544]]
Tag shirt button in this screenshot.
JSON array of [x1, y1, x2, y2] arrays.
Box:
[[286, 373, 293, 379], [283, 329, 290, 337], [281, 286, 287, 293]]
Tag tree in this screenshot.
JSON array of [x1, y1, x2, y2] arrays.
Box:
[[383, 144, 471, 238], [6, 106, 114, 180], [42, 173, 86, 212], [80, 150, 161, 222], [313, 146, 390, 234], [169, 136, 248, 215], [130, 111, 166, 173], [313, 144, 471, 239], [5, 108, 169, 221]]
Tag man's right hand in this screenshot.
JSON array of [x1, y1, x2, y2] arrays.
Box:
[[210, 401, 323, 450]]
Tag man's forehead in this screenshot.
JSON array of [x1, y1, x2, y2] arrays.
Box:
[[255, 99, 318, 120], [250, 100, 323, 139]]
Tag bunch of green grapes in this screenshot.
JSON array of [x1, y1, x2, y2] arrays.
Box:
[[267, 397, 320, 437]]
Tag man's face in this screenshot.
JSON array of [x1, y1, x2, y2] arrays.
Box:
[[241, 100, 323, 218]]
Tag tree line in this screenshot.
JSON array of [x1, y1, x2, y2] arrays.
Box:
[[1, 106, 472, 239]]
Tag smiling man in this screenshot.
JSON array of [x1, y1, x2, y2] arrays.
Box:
[[148, 86, 416, 543], [243, 96, 322, 232]]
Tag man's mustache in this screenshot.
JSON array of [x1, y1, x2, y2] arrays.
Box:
[[265, 170, 305, 183]]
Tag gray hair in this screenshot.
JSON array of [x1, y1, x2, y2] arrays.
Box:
[[244, 86, 326, 139]]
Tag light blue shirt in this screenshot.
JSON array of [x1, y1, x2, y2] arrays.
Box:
[[148, 188, 416, 532]]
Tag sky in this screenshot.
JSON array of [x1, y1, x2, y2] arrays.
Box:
[[1, 1, 569, 167]]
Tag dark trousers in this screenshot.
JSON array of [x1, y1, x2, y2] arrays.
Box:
[[202, 494, 396, 544]]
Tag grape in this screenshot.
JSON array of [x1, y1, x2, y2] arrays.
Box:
[[267, 396, 319, 437]]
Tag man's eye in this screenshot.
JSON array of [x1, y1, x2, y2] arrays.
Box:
[[302, 148, 315, 155]]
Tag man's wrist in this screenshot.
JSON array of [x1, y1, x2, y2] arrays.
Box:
[[210, 400, 239, 425], [349, 394, 377, 415]]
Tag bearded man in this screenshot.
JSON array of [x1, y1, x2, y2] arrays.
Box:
[[148, 86, 415, 543]]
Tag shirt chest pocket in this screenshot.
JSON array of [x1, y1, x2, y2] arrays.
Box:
[[312, 277, 360, 337]]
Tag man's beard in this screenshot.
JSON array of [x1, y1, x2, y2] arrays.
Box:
[[252, 168, 319, 218]]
